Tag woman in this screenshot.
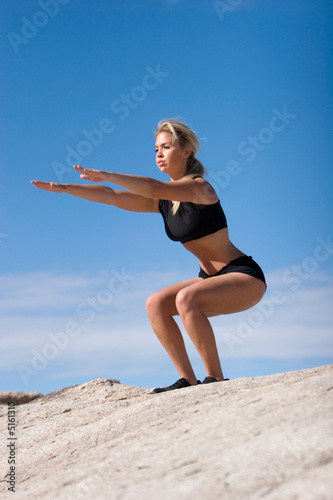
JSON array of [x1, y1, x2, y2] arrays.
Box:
[[32, 119, 266, 393]]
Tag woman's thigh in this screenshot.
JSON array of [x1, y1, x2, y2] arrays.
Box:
[[177, 273, 266, 317], [147, 277, 202, 317]]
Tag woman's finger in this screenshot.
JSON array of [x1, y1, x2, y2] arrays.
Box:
[[73, 165, 104, 182], [31, 180, 49, 189], [31, 181, 64, 192], [74, 165, 92, 172]]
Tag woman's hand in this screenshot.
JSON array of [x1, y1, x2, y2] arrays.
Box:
[[31, 181, 66, 193], [73, 165, 110, 183]]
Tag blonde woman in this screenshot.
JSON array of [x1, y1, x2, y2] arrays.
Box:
[[32, 119, 267, 393]]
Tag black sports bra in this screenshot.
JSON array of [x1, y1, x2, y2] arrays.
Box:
[[158, 199, 228, 244]]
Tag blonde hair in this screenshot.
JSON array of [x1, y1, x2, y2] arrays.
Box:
[[155, 119, 206, 214]]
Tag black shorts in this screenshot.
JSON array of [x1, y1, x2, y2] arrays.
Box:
[[198, 255, 267, 289]]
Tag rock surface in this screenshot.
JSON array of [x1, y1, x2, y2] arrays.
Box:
[[0, 365, 332, 499], [0, 392, 42, 405]]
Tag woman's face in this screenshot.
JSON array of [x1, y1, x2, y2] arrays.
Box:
[[155, 132, 190, 180]]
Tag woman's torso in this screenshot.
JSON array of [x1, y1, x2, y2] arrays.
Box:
[[183, 227, 245, 275], [158, 197, 245, 275]]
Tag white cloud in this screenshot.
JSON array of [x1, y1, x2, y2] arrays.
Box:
[[1, 267, 332, 384], [213, 269, 333, 358]]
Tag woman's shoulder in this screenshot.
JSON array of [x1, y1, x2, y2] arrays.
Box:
[[191, 176, 219, 204]]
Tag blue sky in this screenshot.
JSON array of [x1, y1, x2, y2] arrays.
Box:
[[1, 0, 332, 394]]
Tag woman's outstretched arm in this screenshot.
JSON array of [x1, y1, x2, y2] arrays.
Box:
[[31, 181, 159, 212], [73, 166, 160, 198], [74, 166, 217, 204]]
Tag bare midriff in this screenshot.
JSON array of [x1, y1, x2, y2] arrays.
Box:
[[183, 228, 246, 275]]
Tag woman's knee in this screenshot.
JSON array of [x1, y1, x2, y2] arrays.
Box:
[[146, 291, 164, 317], [175, 288, 198, 316]]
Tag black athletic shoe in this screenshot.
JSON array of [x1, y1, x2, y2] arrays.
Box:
[[152, 378, 201, 394], [202, 376, 230, 384]]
